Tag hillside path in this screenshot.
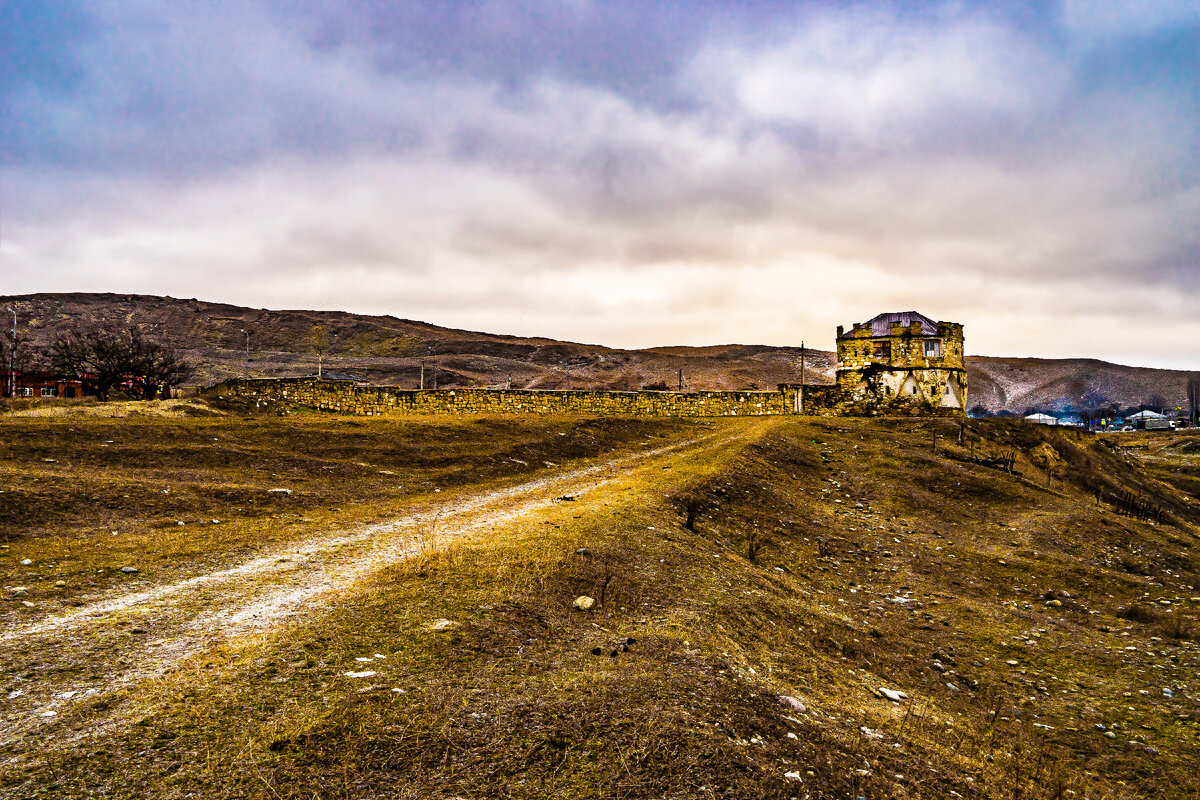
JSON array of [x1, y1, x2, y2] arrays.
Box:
[[0, 429, 740, 763]]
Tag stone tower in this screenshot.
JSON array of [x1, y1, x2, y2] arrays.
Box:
[[835, 312, 966, 415]]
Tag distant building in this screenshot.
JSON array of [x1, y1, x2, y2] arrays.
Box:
[[1129, 410, 1172, 430], [11, 372, 86, 399], [1024, 413, 1057, 425], [835, 312, 966, 416]]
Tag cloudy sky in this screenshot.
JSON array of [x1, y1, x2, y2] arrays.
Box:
[[2, 1, 1198, 366]]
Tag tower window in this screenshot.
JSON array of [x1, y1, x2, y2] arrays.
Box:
[[872, 341, 891, 360], [924, 340, 941, 358]]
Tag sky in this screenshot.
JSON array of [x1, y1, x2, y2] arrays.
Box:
[[2, 1, 1198, 367]]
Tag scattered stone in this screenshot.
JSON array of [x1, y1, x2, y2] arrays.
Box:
[[11, 587, 27, 597], [878, 687, 908, 702], [427, 619, 457, 631], [1046, 599, 1063, 607], [574, 548, 590, 556], [784, 772, 802, 781], [779, 695, 807, 713], [19, 559, 32, 566], [120, 567, 139, 574], [572, 595, 596, 611], [39, 710, 56, 718], [343, 671, 377, 678], [54, 581, 66, 588], [1104, 731, 1117, 739], [21, 601, 34, 608], [267, 488, 292, 495], [211, 519, 221, 524], [860, 726, 884, 739]]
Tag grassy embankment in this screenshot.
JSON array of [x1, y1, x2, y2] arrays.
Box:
[[1, 402, 1199, 798]]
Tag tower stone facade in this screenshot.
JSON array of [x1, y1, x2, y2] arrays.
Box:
[[835, 312, 966, 416]]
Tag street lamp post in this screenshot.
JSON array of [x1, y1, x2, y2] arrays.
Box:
[[240, 329, 250, 378]]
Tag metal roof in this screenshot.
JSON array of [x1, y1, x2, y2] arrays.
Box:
[[842, 311, 939, 338]]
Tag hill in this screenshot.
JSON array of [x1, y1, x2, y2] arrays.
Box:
[[0, 409, 1198, 798], [1, 292, 1192, 413]]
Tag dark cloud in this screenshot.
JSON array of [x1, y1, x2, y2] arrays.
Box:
[[2, 1, 1198, 366]]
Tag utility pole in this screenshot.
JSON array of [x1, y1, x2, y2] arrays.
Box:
[[797, 341, 806, 414], [6, 308, 15, 400], [678, 369, 683, 392], [432, 360, 438, 390], [240, 329, 250, 378], [419, 360, 425, 390]]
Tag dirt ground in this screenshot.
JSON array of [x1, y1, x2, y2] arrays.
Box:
[[0, 405, 1198, 799]]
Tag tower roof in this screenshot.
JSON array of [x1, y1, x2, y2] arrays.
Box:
[[842, 311, 939, 338]]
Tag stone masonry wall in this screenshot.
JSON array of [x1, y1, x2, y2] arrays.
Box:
[[837, 320, 965, 373], [208, 379, 848, 418]]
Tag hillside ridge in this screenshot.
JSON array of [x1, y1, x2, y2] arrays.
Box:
[[2, 292, 1191, 413]]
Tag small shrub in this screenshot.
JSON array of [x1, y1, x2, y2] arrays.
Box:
[[1117, 604, 1161, 624]]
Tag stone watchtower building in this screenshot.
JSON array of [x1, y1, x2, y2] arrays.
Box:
[[835, 311, 966, 415]]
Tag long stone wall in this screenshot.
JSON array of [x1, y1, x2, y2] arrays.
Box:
[[207, 378, 844, 418]]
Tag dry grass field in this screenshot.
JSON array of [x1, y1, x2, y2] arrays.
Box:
[[0, 402, 1198, 798]]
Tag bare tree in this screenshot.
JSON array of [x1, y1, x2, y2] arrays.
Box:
[[1187, 374, 1200, 427], [50, 323, 191, 400], [130, 334, 193, 399], [1144, 393, 1168, 414]]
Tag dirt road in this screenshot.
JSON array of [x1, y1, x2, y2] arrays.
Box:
[[0, 429, 736, 763]]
